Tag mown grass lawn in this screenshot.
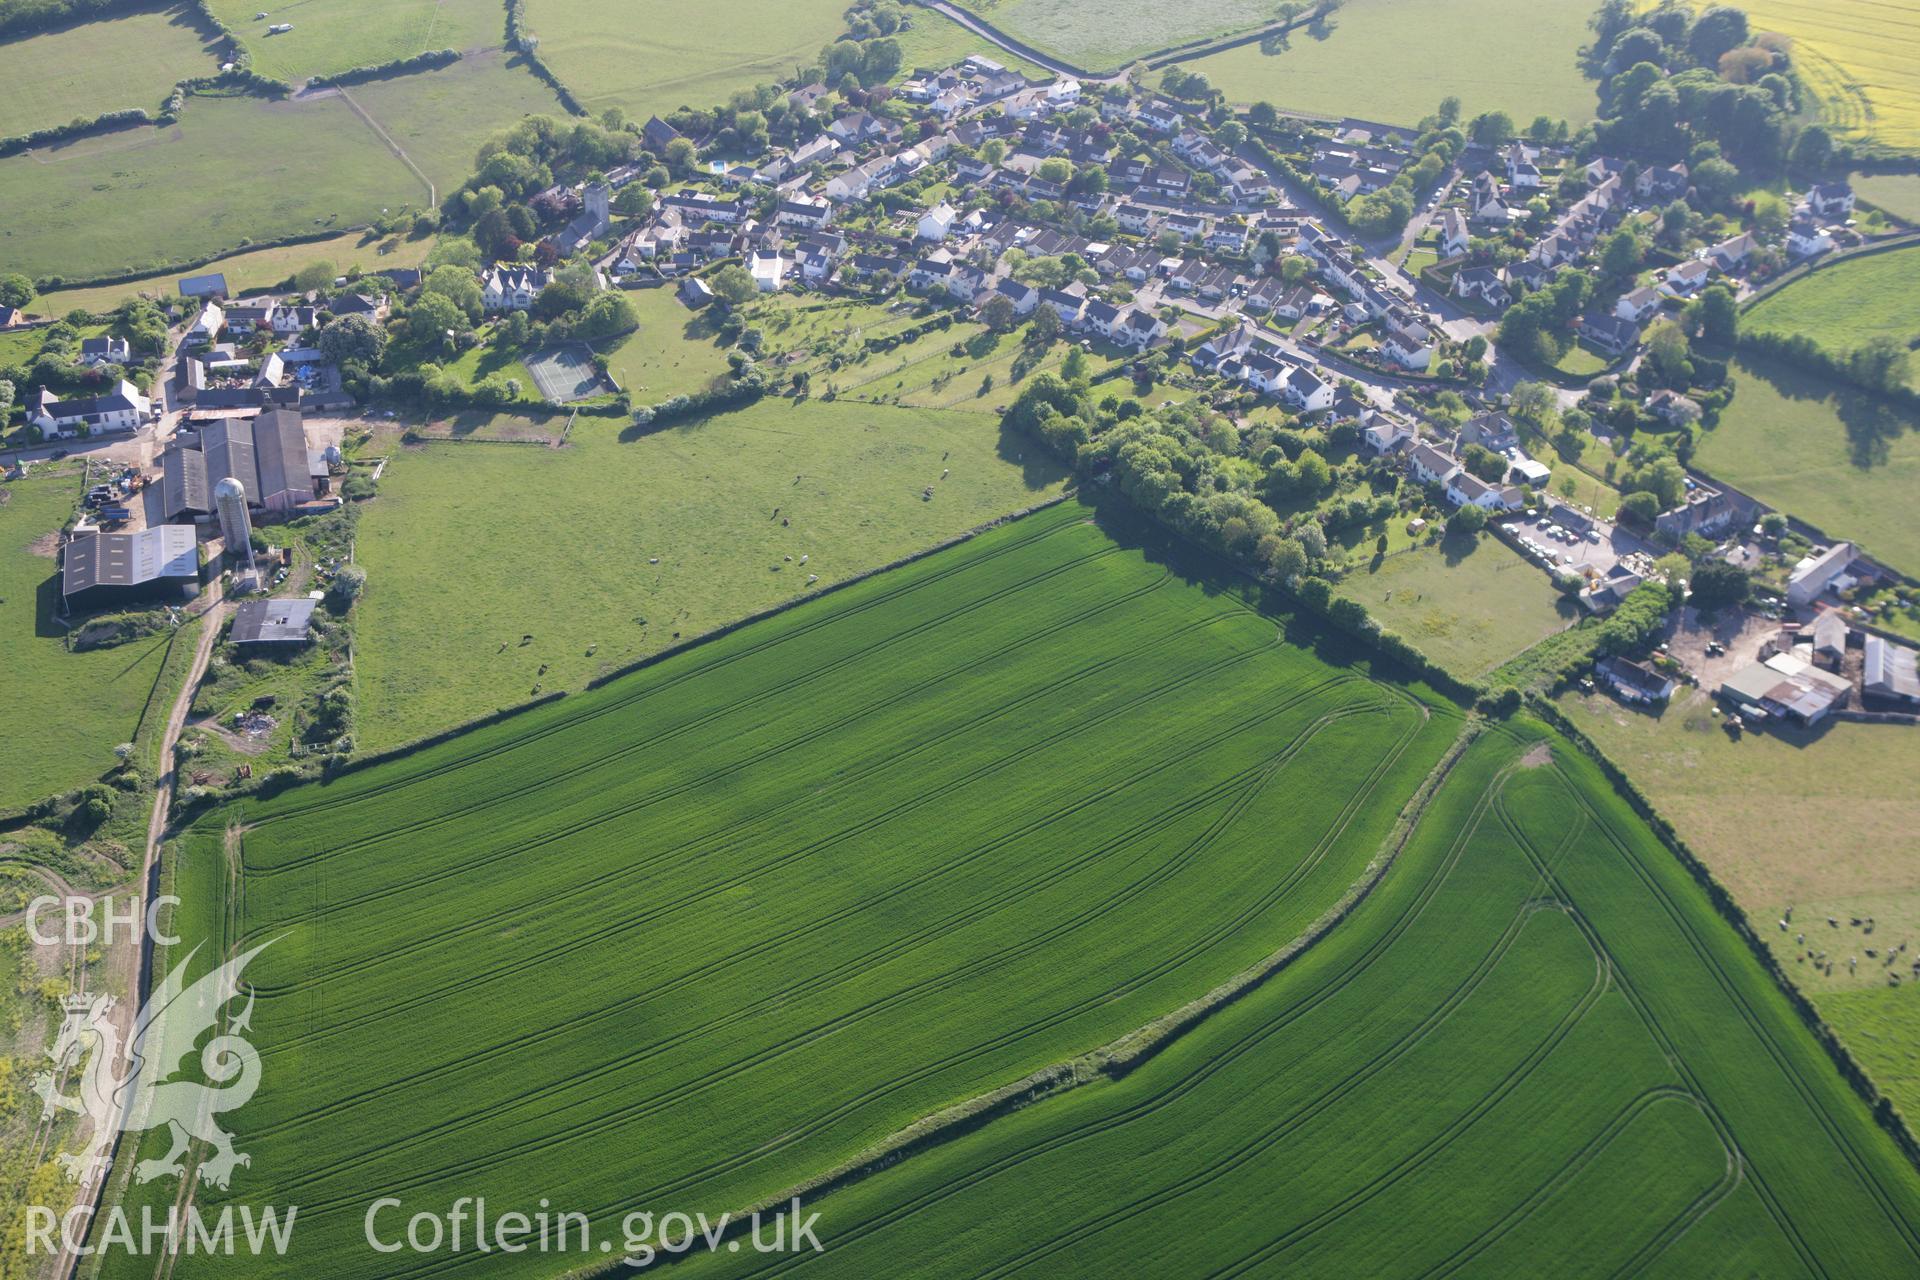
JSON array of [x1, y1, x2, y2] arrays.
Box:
[[142, 501, 1460, 1277], [1745, 244, 1920, 371], [666, 720, 1920, 1280], [528, 0, 849, 120], [599, 286, 736, 401], [1335, 534, 1576, 678], [0, 473, 189, 809], [350, 398, 1071, 749], [0, 92, 420, 285], [1185, 0, 1596, 127], [208, 0, 506, 83], [1694, 356, 1920, 575], [0, 5, 218, 137]]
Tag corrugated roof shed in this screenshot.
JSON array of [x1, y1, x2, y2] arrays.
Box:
[[230, 597, 318, 645], [62, 527, 199, 598]]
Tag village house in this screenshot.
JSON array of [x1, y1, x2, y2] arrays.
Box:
[[1787, 542, 1858, 608], [481, 265, 551, 312], [1636, 162, 1689, 203], [79, 336, 131, 367], [1452, 266, 1511, 310], [1614, 285, 1662, 323], [1659, 259, 1713, 298], [30, 381, 151, 438], [1805, 181, 1855, 220], [1597, 656, 1677, 706]]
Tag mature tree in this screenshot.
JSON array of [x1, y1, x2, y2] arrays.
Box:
[[422, 265, 485, 321], [292, 261, 337, 293], [1447, 503, 1490, 536], [1688, 156, 1741, 208], [0, 273, 33, 309], [574, 291, 639, 339], [663, 136, 697, 175], [1036, 156, 1072, 185], [1789, 123, 1833, 174], [707, 264, 758, 307], [317, 312, 388, 369], [1468, 111, 1515, 145], [406, 292, 464, 346], [1463, 443, 1509, 483], [1026, 303, 1061, 347], [1688, 6, 1750, 66], [1848, 336, 1912, 393], [1617, 489, 1662, 528], [1684, 283, 1738, 344], [1599, 227, 1644, 279], [979, 294, 1018, 332], [1688, 559, 1750, 612], [1262, 534, 1307, 580]]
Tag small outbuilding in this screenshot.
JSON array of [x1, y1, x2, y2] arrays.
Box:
[[230, 597, 317, 649]]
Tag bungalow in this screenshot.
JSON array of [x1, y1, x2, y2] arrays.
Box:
[[79, 336, 131, 367], [828, 111, 898, 147], [1436, 207, 1470, 258], [988, 277, 1039, 316], [1659, 259, 1713, 297], [844, 252, 907, 282], [953, 154, 994, 184], [1645, 388, 1702, 425], [1579, 313, 1641, 356], [481, 265, 551, 312], [1708, 232, 1756, 272], [1452, 266, 1511, 309], [1614, 285, 1662, 323], [29, 380, 151, 438]]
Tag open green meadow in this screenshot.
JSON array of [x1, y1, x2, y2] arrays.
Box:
[[1184, 0, 1596, 128], [208, 0, 507, 84], [0, 473, 188, 809], [600, 286, 736, 400], [954, 0, 1274, 71], [351, 400, 1070, 750], [0, 91, 421, 285], [131, 500, 1465, 1277], [529, 0, 849, 120], [1854, 171, 1920, 222], [1695, 357, 1920, 575], [35, 230, 431, 315], [336, 49, 567, 199], [1559, 687, 1920, 1120], [0, 5, 218, 137], [1746, 245, 1920, 369], [1735, 0, 1920, 154], [661, 719, 1920, 1279], [892, 5, 1044, 78], [1335, 537, 1577, 679]]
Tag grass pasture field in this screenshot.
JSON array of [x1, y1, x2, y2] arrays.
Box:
[[599, 286, 736, 400], [1854, 171, 1920, 222], [350, 399, 1070, 749], [1734, 0, 1920, 154], [1182, 0, 1597, 129], [1745, 244, 1920, 370], [0, 91, 421, 284], [953, 0, 1275, 71], [337, 48, 567, 199], [0, 5, 219, 137], [126, 501, 1470, 1278], [208, 0, 508, 84], [33, 230, 432, 315], [663, 720, 1920, 1279], [1694, 356, 1920, 575], [892, 4, 1045, 78], [528, 0, 850, 121], [0, 473, 189, 809], [1335, 536, 1576, 679]]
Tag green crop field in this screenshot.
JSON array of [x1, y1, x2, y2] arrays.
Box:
[[351, 401, 1070, 750], [123, 500, 1467, 1277], [0, 91, 421, 285], [208, 0, 507, 84], [1335, 537, 1577, 679], [1184, 0, 1597, 129], [0, 473, 188, 809], [0, 5, 219, 137], [1694, 356, 1920, 575], [669, 721, 1920, 1280], [336, 49, 567, 199], [529, 0, 849, 121], [1734, 0, 1920, 154], [954, 0, 1274, 72], [1746, 245, 1920, 370]]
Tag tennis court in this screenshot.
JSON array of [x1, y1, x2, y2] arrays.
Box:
[[525, 344, 604, 403]]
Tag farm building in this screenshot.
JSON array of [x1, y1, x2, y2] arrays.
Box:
[[1863, 635, 1920, 707], [1787, 542, 1858, 608], [230, 597, 318, 650], [1596, 656, 1676, 706], [1718, 652, 1851, 726], [61, 526, 199, 608], [178, 272, 229, 298], [160, 410, 321, 522]]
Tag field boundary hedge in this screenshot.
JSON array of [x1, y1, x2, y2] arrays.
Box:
[[503, 0, 586, 116], [1530, 695, 1920, 1174], [306, 48, 460, 89], [0, 107, 151, 159]]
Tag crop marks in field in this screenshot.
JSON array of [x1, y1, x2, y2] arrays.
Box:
[[667, 725, 1920, 1279], [136, 502, 1459, 1277], [1737, 0, 1920, 154]]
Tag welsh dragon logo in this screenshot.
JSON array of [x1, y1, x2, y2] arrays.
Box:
[[35, 940, 275, 1190]]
